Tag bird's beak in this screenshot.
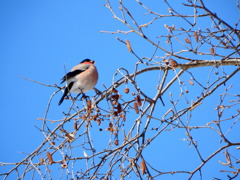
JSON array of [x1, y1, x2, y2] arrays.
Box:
[[90, 60, 95, 64]]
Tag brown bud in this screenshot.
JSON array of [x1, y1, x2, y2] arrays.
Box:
[[133, 102, 139, 114], [114, 140, 119, 146], [61, 164, 68, 168], [210, 47, 215, 56], [194, 31, 199, 43], [185, 38, 191, 44], [74, 122, 78, 130], [135, 95, 142, 106], [47, 152, 54, 165], [111, 94, 120, 101], [51, 141, 55, 146], [124, 87, 130, 94]]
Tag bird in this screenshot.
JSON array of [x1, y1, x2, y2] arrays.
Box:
[[58, 59, 98, 105]]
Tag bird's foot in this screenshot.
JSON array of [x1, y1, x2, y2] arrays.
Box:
[[80, 93, 89, 100]]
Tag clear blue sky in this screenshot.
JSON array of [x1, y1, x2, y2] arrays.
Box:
[[0, 0, 239, 179]]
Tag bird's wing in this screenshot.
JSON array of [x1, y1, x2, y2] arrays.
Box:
[[60, 69, 84, 84], [60, 64, 91, 84]]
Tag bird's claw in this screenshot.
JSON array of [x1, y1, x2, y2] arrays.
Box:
[[80, 93, 89, 100]]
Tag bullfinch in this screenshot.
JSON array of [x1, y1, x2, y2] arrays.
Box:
[[58, 59, 98, 105]]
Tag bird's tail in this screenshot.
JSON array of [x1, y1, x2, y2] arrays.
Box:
[[58, 82, 74, 105]]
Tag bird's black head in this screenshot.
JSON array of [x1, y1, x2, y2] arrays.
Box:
[[80, 59, 95, 64]]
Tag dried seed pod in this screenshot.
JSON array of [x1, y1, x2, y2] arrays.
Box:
[[51, 141, 55, 146], [112, 88, 118, 94], [124, 87, 130, 94], [210, 47, 215, 56], [117, 103, 122, 113], [133, 102, 139, 114], [114, 140, 119, 146], [111, 94, 120, 101], [140, 160, 146, 175], [47, 152, 54, 165], [126, 40, 133, 53], [185, 38, 191, 44], [170, 59, 178, 67], [194, 31, 199, 43], [136, 95, 142, 106], [74, 122, 78, 130], [61, 164, 68, 168], [221, 41, 227, 47], [87, 99, 91, 109]]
